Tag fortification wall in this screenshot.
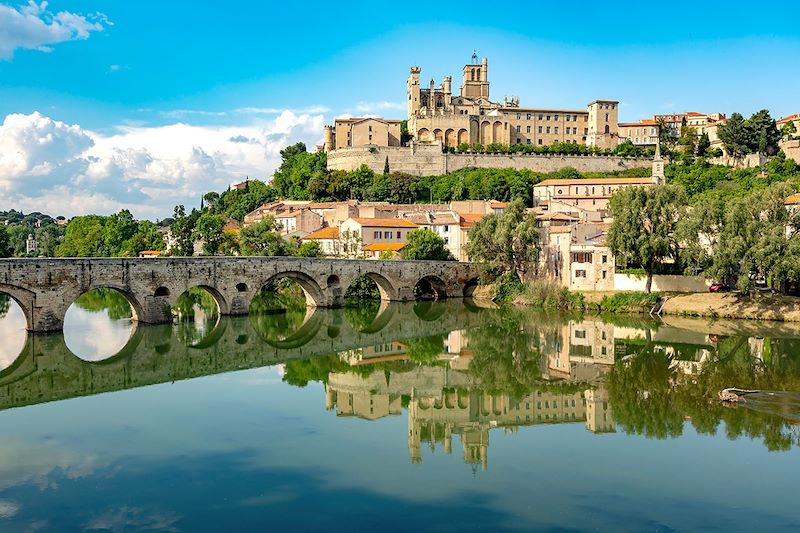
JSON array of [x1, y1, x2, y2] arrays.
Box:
[[781, 140, 800, 164], [326, 144, 652, 176]]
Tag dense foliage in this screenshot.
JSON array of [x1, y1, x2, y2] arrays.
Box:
[[56, 210, 164, 257], [401, 229, 454, 261]]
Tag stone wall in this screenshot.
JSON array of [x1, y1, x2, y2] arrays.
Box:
[[326, 144, 652, 176], [613, 274, 710, 293], [781, 140, 800, 164]]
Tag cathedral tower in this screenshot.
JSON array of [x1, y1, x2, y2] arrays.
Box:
[[461, 53, 489, 99]]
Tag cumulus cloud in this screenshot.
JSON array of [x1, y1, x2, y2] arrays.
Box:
[[0, 110, 325, 219], [0, 1, 109, 60]]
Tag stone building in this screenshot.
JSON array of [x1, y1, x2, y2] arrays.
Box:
[[618, 120, 660, 146], [406, 54, 619, 149], [533, 176, 655, 213], [338, 217, 418, 257], [323, 117, 402, 151]]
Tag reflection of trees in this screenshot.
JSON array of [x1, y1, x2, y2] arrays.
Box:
[[73, 288, 132, 320], [344, 300, 381, 331], [345, 275, 381, 300], [608, 337, 800, 451], [249, 291, 309, 342], [0, 292, 9, 319], [464, 308, 549, 399], [173, 288, 220, 345]]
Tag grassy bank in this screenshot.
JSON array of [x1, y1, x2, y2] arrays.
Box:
[[485, 276, 659, 314], [661, 293, 800, 322]]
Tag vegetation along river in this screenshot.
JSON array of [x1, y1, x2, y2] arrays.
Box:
[[0, 284, 799, 531]]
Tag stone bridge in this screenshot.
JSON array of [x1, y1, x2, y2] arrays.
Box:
[[0, 257, 480, 332], [0, 301, 485, 412]]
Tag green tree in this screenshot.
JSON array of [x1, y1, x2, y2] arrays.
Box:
[[607, 184, 688, 292], [465, 198, 539, 281], [296, 240, 323, 257], [239, 217, 291, 256], [120, 220, 165, 257], [696, 132, 711, 157], [401, 229, 454, 261], [56, 215, 107, 257], [170, 205, 195, 256], [746, 109, 781, 155], [193, 212, 226, 255], [271, 143, 328, 200], [717, 112, 751, 159], [781, 120, 797, 141], [0, 225, 10, 257]]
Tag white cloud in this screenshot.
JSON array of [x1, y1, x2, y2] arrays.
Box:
[[0, 110, 325, 219], [0, 1, 109, 60], [233, 105, 330, 115]]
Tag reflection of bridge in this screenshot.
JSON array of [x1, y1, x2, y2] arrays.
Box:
[[0, 302, 481, 412], [0, 257, 479, 332]]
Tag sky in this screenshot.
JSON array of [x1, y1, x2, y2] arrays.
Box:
[[1, 0, 799, 219]]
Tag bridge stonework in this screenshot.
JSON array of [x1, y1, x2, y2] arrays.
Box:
[[0, 257, 480, 332]]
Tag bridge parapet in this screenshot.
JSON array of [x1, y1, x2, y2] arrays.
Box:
[[0, 257, 480, 332]]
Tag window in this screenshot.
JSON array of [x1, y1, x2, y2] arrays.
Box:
[[573, 127, 577, 134], [516, 125, 521, 133], [538, 139, 542, 145], [555, 127, 559, 134], [527, 139, 531, 145], [546, 115, 551, 121], [575, 270, 587, 278], [605, 113, 609, 121], [443, 225, 449, 232], [572, 252, 592, 263], [368, 125, 372, 132], [566, 115, 571, 122], [526, 126, 531, 133], [602, 270, 607, 279], [602, 255, 608, 263], [574, 115, 578, 121], [384, 231, 391, 238], [373, 231, 380, 239], [397, 231, 401, 238], [516, 138, 521, 144], [554, 114, 559, 121], [538, 114, 543, 120], [517, 113, 521, 119], [546, 126, 551, 134], [538, 126, 543, 133], [575, 330, 586, 339], [526, 113, 531, 120], [584, 128, 589, 135]]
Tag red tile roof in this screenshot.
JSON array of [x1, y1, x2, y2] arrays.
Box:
[[303, 226, 339, 240]]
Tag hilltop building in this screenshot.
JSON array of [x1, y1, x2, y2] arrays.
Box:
[[406, 53, 619, 150]]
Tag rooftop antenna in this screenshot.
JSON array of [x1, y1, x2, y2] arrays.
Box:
[[471, 50, 478, 64]]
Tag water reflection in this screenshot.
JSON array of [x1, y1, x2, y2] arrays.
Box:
[[63, 288, 136, 361], [1, 301, 800, 530], [0, 293, 26, 370], [172, 287, 220, 346]]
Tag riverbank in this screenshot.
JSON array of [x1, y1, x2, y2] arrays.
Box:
[[478, 278, 800, 322], [660, 292, 800, 322]]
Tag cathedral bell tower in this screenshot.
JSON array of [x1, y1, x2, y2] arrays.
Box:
[[461, 53, 489, 99]]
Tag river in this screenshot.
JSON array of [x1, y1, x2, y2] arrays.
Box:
[[0, 289, 799, 531]]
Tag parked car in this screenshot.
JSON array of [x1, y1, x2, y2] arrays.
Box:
[[708, 282, 730, 293]]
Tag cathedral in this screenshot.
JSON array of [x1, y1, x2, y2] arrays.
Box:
[[406, 53, 619, 150]]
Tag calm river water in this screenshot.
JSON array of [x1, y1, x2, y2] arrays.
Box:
[[0, 290, 799, 532]]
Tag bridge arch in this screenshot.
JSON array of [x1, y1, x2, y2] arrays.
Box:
[[0, 283, 35, 331], [414, 275, 448, 300], [72, 285, 145, 323], [259, 271, 324, 308], [345, 272, 397, 301], [463, 277, 480, 297]]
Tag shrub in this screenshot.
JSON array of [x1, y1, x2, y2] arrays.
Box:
[[598, 292, 660, 313]]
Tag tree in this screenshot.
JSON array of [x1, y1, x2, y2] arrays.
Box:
[[745, 109, 781, 155], [0, 225, 10, 257], [718, 113, 751, 159], [607, 184, 688, 292], [56, 215, 107, 257], [271, 143, 328, 200], [383, 156, 390, 175], [781, 121, 797, 141], [193, 212, 226, 255], [401, 229, 455, 261], [465, 198, 539, 281], [296, 240, 323, 257], [239, 218, 291, 256], [170, 205, 195, 256], [676, 191, 727, 273], [679, 126, 698, 155], [696, 132, 711, 157]]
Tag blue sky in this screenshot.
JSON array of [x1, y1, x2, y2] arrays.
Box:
[[1, 0, 799, 218]]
